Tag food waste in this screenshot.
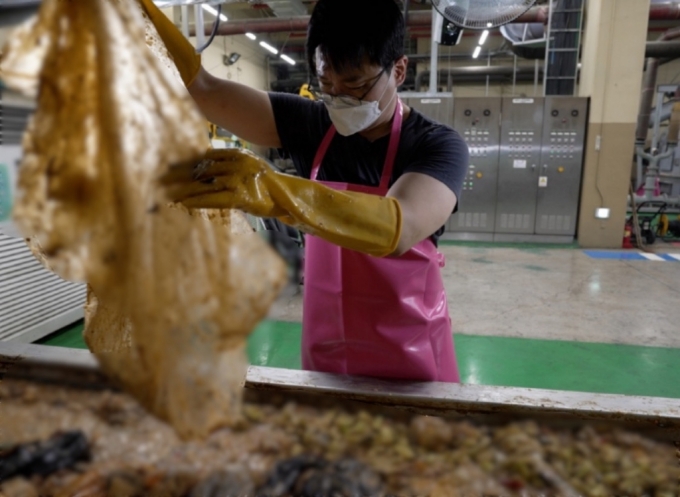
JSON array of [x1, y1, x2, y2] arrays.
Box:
[[0, 380, 677, 497], [0, 0, 286, 440]]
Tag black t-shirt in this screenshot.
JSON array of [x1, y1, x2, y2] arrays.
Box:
[[268, 92, 469, 243]]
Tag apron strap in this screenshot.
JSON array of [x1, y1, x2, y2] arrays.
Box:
[[379, 98, 403, 191], [311, 98, 404, 190], [311, 125, 336, 181]]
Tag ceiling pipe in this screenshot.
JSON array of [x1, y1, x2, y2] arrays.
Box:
[[650, 2, 680, 20], [200, 3, 680, 37], [509, 39, 680, 61], [268, 50, 516, 66], [414, 66, 543, 90], [645, 41, 680, 58], [271, 67, 543, 93]]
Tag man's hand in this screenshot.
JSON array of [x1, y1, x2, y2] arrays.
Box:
[[161, 149, 403, 258], [162, 149, 282, 218]]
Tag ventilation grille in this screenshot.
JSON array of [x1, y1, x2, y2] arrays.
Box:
[[538, 214, 572, 232], [457, 212, 489, 229], [0, 103, 32, 145], [500, 213, 532, 230], [0, 234, 86, 342]]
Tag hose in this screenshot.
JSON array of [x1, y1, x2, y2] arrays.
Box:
[[196, 4, 222, 54]]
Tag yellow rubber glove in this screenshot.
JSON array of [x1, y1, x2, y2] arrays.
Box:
[[162, 149, 403, 258], [138, 0, 201, 86]]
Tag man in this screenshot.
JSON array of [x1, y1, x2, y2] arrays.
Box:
[[144, 0, 469, 382]]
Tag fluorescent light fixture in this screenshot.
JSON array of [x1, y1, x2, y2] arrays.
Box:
[[202, 4, 228, 22], [281, 54, 296, 65], [479, 29, 489, 45], [259, 41, 278, 55], [472, 46, 482, 59], [595, 208, 610, 219], [246, 32, 257, 40]]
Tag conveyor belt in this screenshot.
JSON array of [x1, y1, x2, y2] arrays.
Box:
[[2, 341, 680, 439]]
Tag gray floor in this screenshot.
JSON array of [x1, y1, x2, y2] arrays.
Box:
[[269, 245, 680, 349]]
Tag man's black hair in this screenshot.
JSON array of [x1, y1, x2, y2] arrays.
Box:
[[306, 0, 405, 76]]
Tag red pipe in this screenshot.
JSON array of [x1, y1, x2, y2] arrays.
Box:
[[650, 3, 680, 20]]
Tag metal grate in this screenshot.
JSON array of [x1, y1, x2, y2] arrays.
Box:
[[0, 234, 86, 343], [458, 212, 489, 229], [539, 214, 572, 232], [500, 213, 532, 230]]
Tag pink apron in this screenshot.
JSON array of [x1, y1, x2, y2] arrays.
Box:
[[301, 100, 460, 382]]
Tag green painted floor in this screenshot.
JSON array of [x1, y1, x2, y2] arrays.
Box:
[[38, 319, 680, 399], [438, 240, 579, 250]]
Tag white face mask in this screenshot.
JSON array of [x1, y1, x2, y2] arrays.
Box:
[[323, 74, 395, 136]]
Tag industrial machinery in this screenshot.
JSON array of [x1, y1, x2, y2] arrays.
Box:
[[444, 96, 589, 243], [632, 85, 680, 215]]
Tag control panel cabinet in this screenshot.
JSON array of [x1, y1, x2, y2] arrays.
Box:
[[495, 97, 545, 234], [449, 98, 501, 233], [535, 97, 588, 236]]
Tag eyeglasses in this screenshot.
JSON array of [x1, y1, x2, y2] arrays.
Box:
[[309, 68, 387, 107]]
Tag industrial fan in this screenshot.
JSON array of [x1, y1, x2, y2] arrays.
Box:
[[431, 0, 537, 29]]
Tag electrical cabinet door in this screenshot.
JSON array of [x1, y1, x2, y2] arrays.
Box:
[[403, 96, 454, 127], [448, 98, 501, 233], [535, 97, 588, 236], [495, 97, 544, 234]]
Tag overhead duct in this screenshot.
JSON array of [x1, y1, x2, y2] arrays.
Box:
[[267, 50, 517, 66], [270, 66, 545, 93], [413, 66, 544, 91], [501, 29, 680, 60]]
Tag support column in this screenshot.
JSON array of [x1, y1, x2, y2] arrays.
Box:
[[577, 0, 650, 248]]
